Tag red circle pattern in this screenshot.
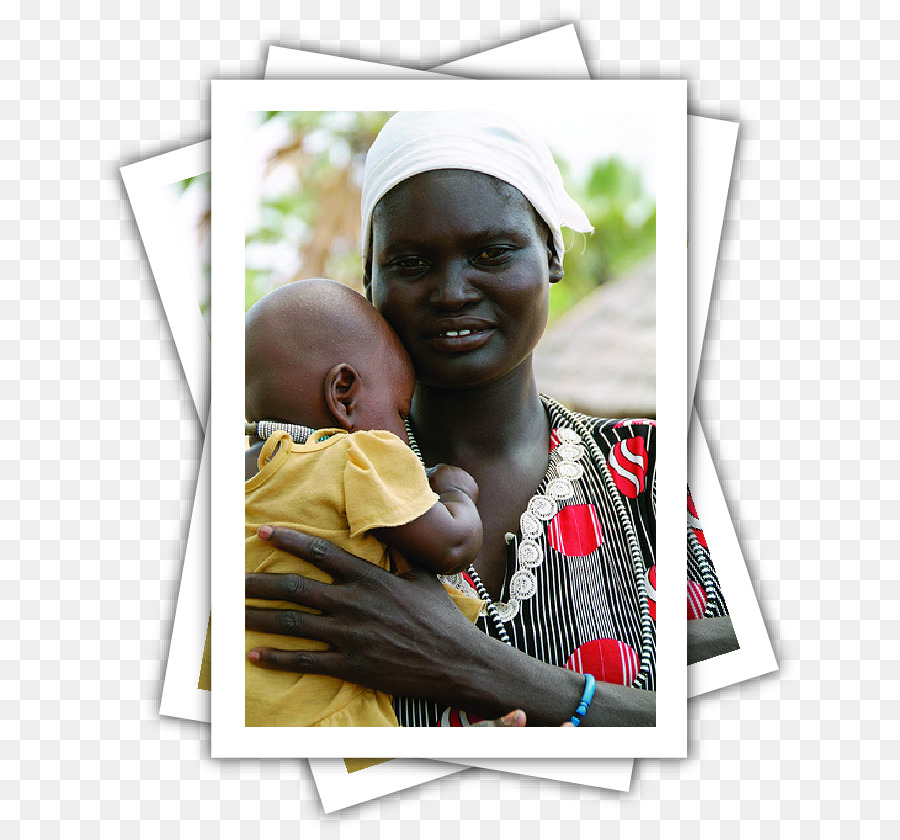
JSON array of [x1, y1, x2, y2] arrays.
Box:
[[565, 638, 639, 686], [547, 503, 603, 557]]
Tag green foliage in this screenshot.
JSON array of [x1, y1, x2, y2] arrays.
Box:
[[548, 156, 656, 324]]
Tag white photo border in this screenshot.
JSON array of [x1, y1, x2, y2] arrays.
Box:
[[686, 408, 778, 694], [309, 759, 464, 813], [158, 419, 211, 722], [210, 78, 687, 758], [688, 117, 738, 425]]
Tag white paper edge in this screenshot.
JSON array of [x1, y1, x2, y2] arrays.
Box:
[[688, 117, 738, 424], [121, 145, 210, 427], [159, 416, 211, 720], [685, 408, 778, 694], [309, 758, 463, 814]]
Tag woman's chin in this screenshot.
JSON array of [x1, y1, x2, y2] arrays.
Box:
[[415, 355, 534, 393]]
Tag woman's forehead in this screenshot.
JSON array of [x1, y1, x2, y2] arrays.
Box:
[[373, 169, 542, 238]]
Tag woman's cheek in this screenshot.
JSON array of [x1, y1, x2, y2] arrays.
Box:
[[378, 304, 417, 355], [505, 274, 550, 347], [370, 283, 407, 335]]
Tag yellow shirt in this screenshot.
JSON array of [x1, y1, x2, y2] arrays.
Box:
[[244, 428, 483, 727]]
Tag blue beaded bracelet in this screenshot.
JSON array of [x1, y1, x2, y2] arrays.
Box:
[[569, 674, 596, 727]]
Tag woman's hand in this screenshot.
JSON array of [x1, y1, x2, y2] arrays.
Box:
[[472, 711, 573, 728], [473, 710, 526, 727], [245, 525, 485, 705], [245, 525, 656, 726]]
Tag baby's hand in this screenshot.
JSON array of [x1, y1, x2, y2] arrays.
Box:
[[426, 464, 479, 504]]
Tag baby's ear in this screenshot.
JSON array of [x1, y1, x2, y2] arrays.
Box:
[[324, 364, 361, 430]]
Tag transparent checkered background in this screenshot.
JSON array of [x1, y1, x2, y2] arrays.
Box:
[[1, 3, 896, 836]]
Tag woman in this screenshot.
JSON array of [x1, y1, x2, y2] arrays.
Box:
[[245, 111, 735, 727]]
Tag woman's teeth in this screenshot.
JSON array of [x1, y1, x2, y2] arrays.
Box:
[[443, 329, 472, 337]]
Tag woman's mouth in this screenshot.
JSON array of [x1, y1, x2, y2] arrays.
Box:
[[425, 326, 494, 352]]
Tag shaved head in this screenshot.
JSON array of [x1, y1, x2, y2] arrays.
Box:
[[245, 279, 412, 431]]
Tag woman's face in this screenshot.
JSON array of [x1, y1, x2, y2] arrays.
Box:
[[367, 169, 553, 390]]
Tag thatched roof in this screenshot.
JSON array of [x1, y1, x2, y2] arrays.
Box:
[[534, 256, 656, 419]]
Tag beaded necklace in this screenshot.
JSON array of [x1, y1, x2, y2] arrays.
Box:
[[404, 393, 656, 688]]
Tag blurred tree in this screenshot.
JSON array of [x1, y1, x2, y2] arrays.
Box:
[[245, 111, 392, 309]]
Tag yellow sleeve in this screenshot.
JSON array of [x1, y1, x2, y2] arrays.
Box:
[[442, 584, 485, 624], [343, 430, 439, 538]]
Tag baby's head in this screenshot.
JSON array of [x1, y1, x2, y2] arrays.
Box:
[[245, 279, 415, 442]]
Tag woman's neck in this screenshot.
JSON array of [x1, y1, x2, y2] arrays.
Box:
[[409, 360, 548, 465]]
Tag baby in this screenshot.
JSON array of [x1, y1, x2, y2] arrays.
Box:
[[244, 278, 484, 727]]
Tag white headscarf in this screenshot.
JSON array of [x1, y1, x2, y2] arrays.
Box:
[[360, 111, 593, 269]]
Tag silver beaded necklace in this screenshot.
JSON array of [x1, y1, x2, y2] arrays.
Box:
[[404, 393, 656, 688]]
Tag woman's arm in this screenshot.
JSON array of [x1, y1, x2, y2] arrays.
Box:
[[245, 526, 655, 727]]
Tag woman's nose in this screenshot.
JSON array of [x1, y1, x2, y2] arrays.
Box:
[[430, 259, 480, 309]]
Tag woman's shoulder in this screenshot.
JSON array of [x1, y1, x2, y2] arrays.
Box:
[[548, 408, 657, 509], [586, 416, 656, 449], [568, 413, 656, 435], [544, 398, 656, 451]]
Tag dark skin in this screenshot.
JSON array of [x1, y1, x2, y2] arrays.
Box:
[[404, 376, 550, 599], [246, 169, 731, 724]]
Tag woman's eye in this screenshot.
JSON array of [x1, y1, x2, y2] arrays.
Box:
[[473, 246, 513, 263], [390, 256, 429, 271]]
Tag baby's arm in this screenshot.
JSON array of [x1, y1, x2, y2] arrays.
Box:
[[371, 464, 482, 576]]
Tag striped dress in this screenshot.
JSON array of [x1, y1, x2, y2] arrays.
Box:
[[393, 398, 729, 728]]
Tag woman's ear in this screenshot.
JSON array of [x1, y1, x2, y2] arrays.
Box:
[[548, 234, 564, 284], [324, 364, 361, 430]]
